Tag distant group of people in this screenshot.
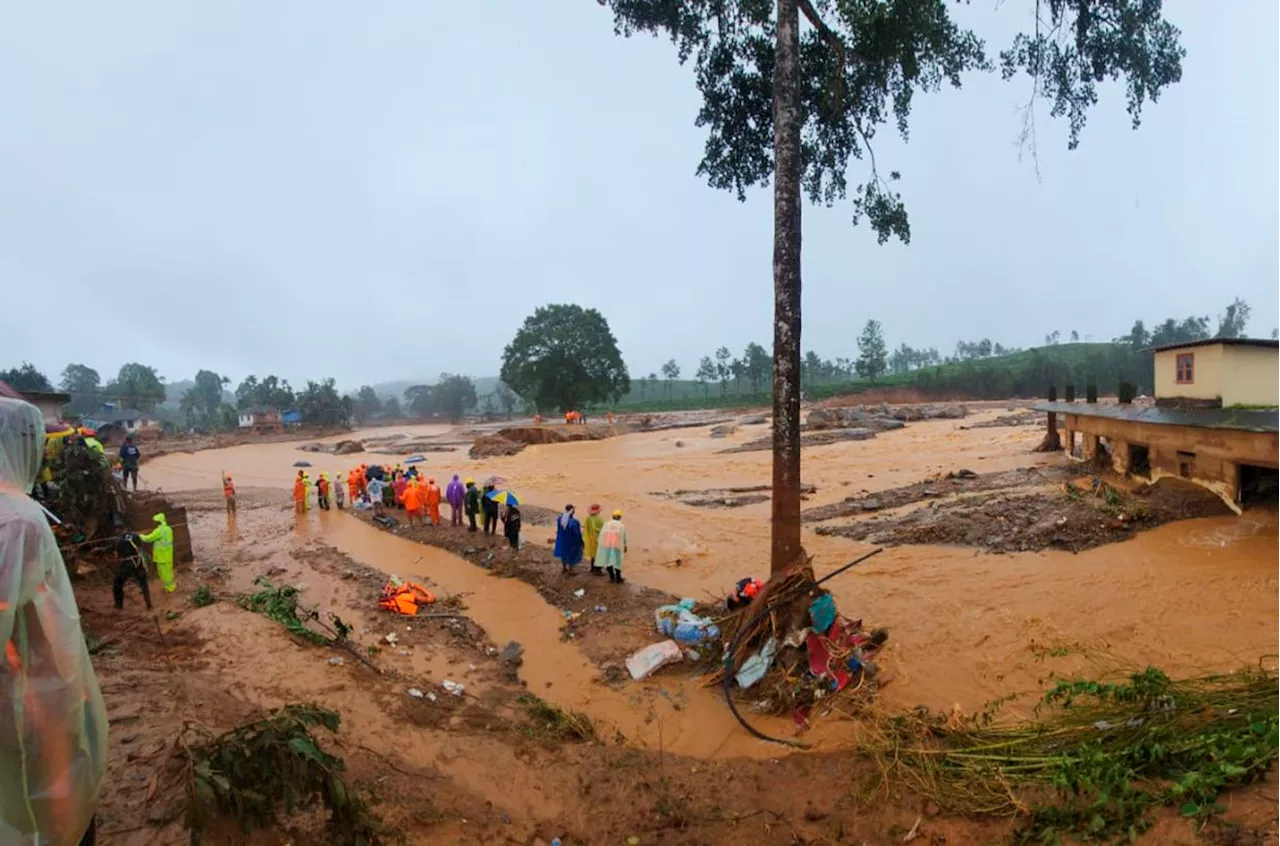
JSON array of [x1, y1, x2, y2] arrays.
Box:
[[553, 503, 628, 583]]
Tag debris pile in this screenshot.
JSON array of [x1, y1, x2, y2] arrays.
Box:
[[711, 561, 888, 724]]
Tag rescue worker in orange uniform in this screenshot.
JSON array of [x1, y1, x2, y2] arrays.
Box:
[[292, 471, 306, 515], [424, 477, 443, 526], [402, 478, 425, 527], [222, 472, 236, 516]]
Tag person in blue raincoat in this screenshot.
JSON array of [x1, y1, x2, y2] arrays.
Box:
[[552, 504, 584, 574]]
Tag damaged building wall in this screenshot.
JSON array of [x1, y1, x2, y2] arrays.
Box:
[[1058, 412, 1278, 511]]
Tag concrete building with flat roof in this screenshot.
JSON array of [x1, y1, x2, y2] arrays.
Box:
[[1034, 338, 1278, 509]]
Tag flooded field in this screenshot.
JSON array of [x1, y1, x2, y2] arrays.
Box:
[[143, 408, 1278, 716], [96, 407, 1276, 844]]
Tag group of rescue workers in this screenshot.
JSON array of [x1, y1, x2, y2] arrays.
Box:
[[282, 463, 631, 581]]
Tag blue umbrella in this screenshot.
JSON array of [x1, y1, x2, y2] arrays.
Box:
[[486, 490, 519, 506]]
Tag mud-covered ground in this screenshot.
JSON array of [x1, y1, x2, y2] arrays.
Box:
[[812, 469, 1235, 553]]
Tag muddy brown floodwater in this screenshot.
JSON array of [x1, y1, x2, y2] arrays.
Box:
[[143, 409, 1278, 744]]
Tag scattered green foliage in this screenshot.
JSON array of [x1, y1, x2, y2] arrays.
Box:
[[864, 666, 1278, 844], [164, 610, 183, 621], [189, 585, 217, 608], [500, 304, 630, 412], [237, 578, 328, 646], [516, 695, 598, 743], [181, 703, 381, 844]]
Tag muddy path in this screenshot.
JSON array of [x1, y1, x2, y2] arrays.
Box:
[[83, 488, 1279, 845]]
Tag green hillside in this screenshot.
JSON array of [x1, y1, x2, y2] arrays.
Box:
[[609, 343, 1152, 412]]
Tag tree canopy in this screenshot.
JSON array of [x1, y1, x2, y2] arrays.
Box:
[[0, 362, 53, 392], [194, 369, 230, 417], [107, 363, 165, 411], [598, 0, 1185, 573], [855, 319, 887, 381], [59, 363, 100, 395], [235, 375, 296, 411], [500, 304, 630, 411]]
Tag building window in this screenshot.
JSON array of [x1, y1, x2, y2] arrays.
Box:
[[1175, 353, 1194, 384], [1177, 450, 1195, 479]]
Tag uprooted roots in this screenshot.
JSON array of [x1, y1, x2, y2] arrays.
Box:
[[179, 704, 383, 844]]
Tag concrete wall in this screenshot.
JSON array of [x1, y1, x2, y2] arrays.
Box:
[[1154, 344, 1223, 403], [1059, 411, 1278, 510], [1222, 346, 1280, 407]]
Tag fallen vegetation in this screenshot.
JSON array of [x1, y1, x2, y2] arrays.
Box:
[[179, 703, 382, 844], [866, 666, 1279, 843]]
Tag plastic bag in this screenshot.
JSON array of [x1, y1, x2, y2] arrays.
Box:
[[625, 640, 683, 680]]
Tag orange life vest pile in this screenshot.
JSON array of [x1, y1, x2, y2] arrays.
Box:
[[378, 580, 436, 615]]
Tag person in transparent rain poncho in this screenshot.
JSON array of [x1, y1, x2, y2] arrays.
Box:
[[0, 397, 108, 845]]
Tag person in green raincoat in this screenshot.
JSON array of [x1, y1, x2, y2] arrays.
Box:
[[139, 512, 176, 593], [584, 504, 605, 575], [597, 509, 628, 584]]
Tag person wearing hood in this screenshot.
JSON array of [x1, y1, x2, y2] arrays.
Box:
[[316, 473, 330, 511], [0, 397, 108, 844], [302, 472, 313, 510], [463, 478, 481, 532], [293, 471, 306, 515], [445, 474, 465, 527], [139, 512, 177, 593], [424, 477, 443, 526], [553, 504, 584, 574], [598, 510, 628, 584], [584, 504, 605, 575], [334, 472, 346, 510]]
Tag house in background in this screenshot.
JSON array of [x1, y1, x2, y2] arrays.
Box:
[[15, 388, 71, 428], [281, 410, 303, 427], [1152, 338, 1279, 409], [238, 407, 284, 433], [85, 405, 162, 444], [1035, 338, 1278, 509]]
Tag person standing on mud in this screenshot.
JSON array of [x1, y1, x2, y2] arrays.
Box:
[[222, 472, 236, 517], [367, 475, 387, 518], [335, 472, 346, 509], [119, 432, 141, 491], [464, 478, 481, 532], [481, 484, 499, 535], [0, 397, 109, 846], [113, 531, 153, 610], [584, 504, 604, 575], [598, 510, 628, 584], [402, 478, 424, 526], [317, 473, 331, 510], [139, 512, 177, 593], [553, 505, 584, 574], [424, 477, 443, 526], [293, 471, 306, 515], [445, 474, 464, 527], [503, 504, 522, 550]]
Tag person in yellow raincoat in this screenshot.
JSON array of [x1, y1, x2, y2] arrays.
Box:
[[584, 504, 605, 575], [0, 396, 108, 845], [139, 513, 176, 593]]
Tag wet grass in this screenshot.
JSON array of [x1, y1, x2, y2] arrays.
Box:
[[516, 695, 598, 743]]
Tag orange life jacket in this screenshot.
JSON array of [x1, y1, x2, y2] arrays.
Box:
[[378, 581, 436, 615]]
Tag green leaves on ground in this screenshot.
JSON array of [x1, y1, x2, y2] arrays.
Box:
[[865, 665, 1278, 843], [182, 703, 381, 844], [238, 578, 330, 646]]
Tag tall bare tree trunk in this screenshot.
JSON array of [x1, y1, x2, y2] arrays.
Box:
[[770, 0, 803, 575]]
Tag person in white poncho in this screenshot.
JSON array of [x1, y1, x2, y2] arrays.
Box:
[[0, 396, 107, 845]]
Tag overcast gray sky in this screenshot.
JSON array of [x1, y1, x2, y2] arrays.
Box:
[[2, 0, 1276, 390]]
